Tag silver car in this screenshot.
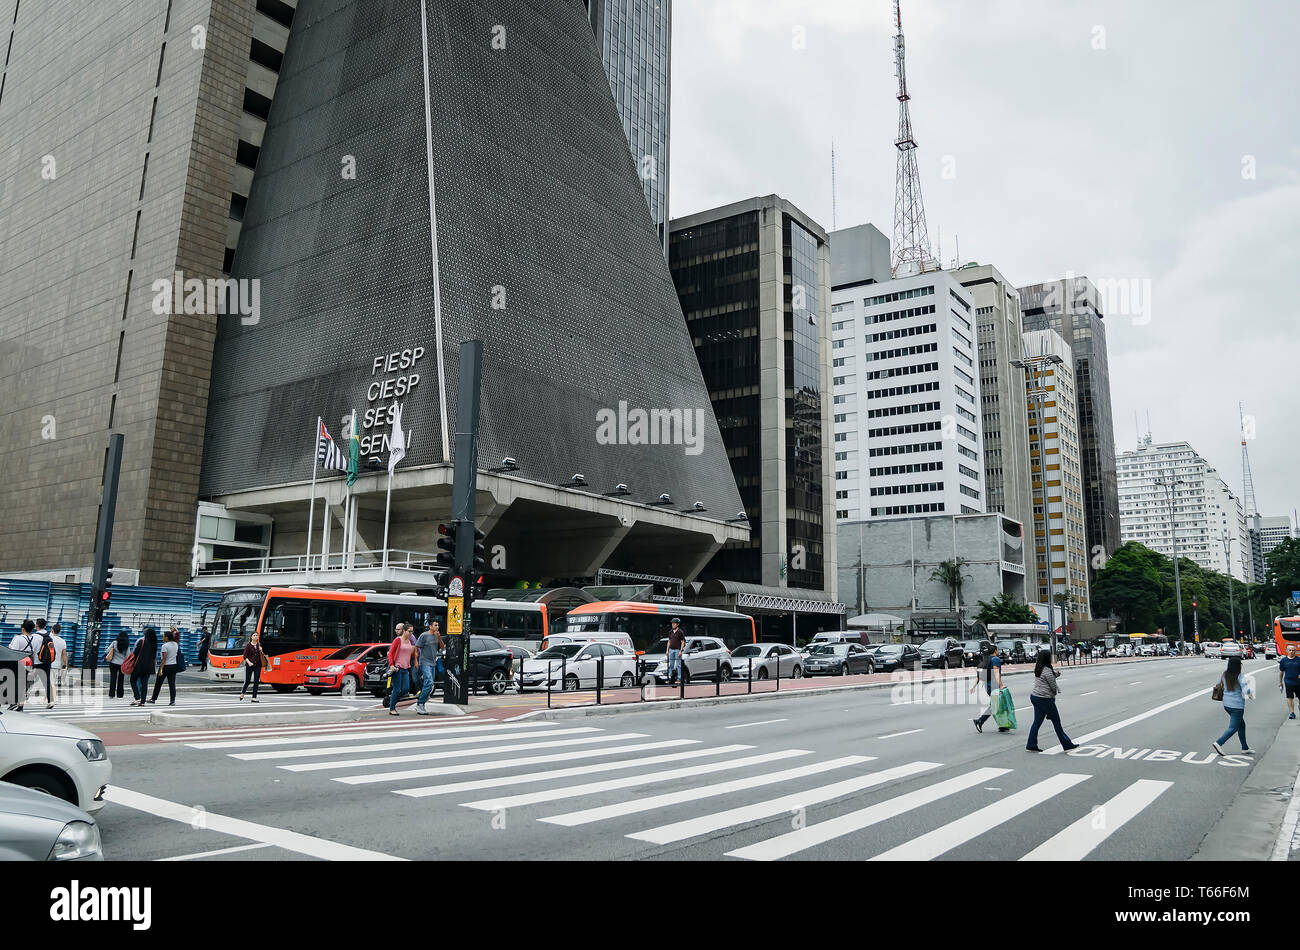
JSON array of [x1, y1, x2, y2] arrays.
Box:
[[0, 780, 103, 861], [730, 643, 803, 681], [642, 636, 733, 684]]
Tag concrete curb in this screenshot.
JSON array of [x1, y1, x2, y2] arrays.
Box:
[[147, 704, 467, 728], [1192, 708, 1300, 861], [498, 656, 1171, 722]]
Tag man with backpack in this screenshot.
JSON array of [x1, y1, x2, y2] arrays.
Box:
[[8, 619, 51, 711], [32, 618, 57, 708]]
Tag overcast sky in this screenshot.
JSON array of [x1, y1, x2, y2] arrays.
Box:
[[670, 0, 1300, 523]]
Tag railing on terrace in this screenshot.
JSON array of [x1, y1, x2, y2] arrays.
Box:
[[195, 550, 441, 577]]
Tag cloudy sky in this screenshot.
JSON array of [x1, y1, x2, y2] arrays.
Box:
[[669, 0, 1300, 522]]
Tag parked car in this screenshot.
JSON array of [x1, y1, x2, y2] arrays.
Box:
[[730, 643, 803, 680], [364, 634, 515, 697], [918, 637, 965, 669], [960, 640, 993, 666], [305, 642, 386, 697], [996, 639, 1032, 664], [871, 643, 923, 672], [799, 631, 868, 659], [804, 642, 876, 677], [502, 644, 534, 671], [641, 636, 733, 684], [543, 632, 635, 654], [0, 780, 102, 861], [517, 641, 638, 692], [0, 710, 111, 814]]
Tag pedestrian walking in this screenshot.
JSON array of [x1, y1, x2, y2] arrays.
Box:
[[1026, 651, 1080, 752], [239, 631, 265, 702], [1279, 644, 1300, 720], [7, 619, 44, 711], [415, 621, 445, 715], [386, 624, 417, 715], [197, 625, 210, 672], [666, 618, 686, 685], [148, 629, 181, 705], [105, 631, 129, 699], [30, 617, 57, 707], [971, 644, 1010, 733], [49, 624, 69, 693], [128, 627, 158, 706], [1212, 656, 1255, 756]]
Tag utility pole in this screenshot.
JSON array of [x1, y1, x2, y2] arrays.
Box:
[[1153, 467, 1187, 653], [85, 434, 124, 686], [1221, 532, 1237, 639]]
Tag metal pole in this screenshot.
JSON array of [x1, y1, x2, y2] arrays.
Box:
[[419, 0, 452, 462], [1223, 534, 1237, 641], [381, 470, 393, 570], [85, 433, 124, 685], [307, 417, 320, 567]]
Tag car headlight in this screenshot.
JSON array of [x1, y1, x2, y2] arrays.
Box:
[[77, 739, 108, 762], [50, 820, 101, 861], [326, 665, 345, 673]]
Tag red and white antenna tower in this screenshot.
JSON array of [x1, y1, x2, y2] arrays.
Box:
[[891, 0, 933, 276]]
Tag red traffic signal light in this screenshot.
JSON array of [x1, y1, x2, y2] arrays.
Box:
[[1192, 600, 1197, 608]]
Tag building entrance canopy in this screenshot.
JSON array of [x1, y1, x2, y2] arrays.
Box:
[[693, 580, 846, 617]]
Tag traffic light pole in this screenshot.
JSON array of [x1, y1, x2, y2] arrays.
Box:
[[85, 433, 124, 685], [443, 341, 483, 706]]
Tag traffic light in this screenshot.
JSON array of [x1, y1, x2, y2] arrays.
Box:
[[1192, 599, 1198, 610], [471, 526, 486, 573], [436, 523, 458, 570], [99, 563, 114, 612]]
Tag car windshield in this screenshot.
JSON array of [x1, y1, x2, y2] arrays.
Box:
[[962, 641, 982, 651], [647, 639, 670, 654], [921, 639, 947, 651], [325, 645, 370, 661], [997, 641, 1015, 651], [535, 644, 583, 659], [731, 645, 762, 658], [878, 645, 903, 655], [809, 644, 847, 656]]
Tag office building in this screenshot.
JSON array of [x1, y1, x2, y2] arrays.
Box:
[[830, 268, 987, 522], [1022, 330, 1090, 617], [1250, 514, 1295, 583], [586, 0, 672, 252], [1019, 277, 1120, 579], [1117, 438, 1251, 581], [957, 264, 1033, 528], [669, 196, 838, 601], [0, 0, 743, 589]]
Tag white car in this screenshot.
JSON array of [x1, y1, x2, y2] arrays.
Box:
[[1220, 641, 1242, 659], [516, 641, 638, 692], [1204, 642, 1223, 658], [0, 710, 112, 814]]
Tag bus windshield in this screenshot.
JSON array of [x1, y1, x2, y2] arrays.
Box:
[[210, 600, 262, 654]]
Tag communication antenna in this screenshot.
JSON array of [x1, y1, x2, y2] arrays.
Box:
[[1240, 402, 1259, 522], [890, 0, 933, 275], [831, 138, 838, 231]]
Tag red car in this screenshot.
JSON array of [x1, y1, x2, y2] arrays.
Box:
[[304, 643, 387, 698]]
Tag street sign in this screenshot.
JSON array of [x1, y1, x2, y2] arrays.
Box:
[[449, 576, 464, 598], [447, 596, 464, 634]]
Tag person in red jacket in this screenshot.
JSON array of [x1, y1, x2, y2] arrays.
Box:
[[387, 625, 418, 715]]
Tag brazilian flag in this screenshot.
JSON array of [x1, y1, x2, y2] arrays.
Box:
[[346, 409, 360, 486]]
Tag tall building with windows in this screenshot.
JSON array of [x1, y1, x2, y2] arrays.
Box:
[[1019, 277, 1120, 580], [830, 269, 987, 522], [957, 264, 1033, 529], [1252, 514, 1297, 581], [586, 0, 672, 252], [1117, 438, 1251, 581], [1022, 330, 1090, 617], [669, 196, 836, 598]]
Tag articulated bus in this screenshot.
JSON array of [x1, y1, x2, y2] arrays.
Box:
[[552, 601, 757, 654], [1274, 617, 1300, 656], [206, 587, 547, 690]]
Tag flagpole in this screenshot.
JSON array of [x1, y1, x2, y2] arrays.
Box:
[[382, 471, 393, 571], [306, 416, 320, 571]]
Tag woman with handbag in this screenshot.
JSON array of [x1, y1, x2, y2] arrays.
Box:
[[148, 629, 181, 705], [386, 624, 418, 715], [1026, 651, 1080, 752], [105, 631, 129, 699], [240, 631, 265, 702], [128, 627, 158, 706], [1212, 657, 1255, 756]]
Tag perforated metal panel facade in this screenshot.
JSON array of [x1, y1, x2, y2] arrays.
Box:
[[200, 0, 742, 521]]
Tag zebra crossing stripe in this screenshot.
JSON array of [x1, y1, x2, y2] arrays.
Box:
[[870, 773, 1091, 861], [726, 767, 1011, 861], [395, 745, 756, 799], [231, 726, 599, 761], [144, 718, 480, 741], [192, 721, 561, 751], [629, 760, 942, 845], [540, 755, 876, 827], [297, 739, 695, 777], [305, 733, 651, 777], [461, 749, 812, 812], [1019, 779, 1172, 861]]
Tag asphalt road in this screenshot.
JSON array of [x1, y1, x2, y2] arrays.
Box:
[[91, 656, 1294, 861]]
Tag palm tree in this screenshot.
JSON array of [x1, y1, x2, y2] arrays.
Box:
[[930, 558, 970, 610]]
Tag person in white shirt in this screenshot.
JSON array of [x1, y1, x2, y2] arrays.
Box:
[[7, 619, 44, 711], [49, 624, 69, 690], [148, 629, 182, 705]]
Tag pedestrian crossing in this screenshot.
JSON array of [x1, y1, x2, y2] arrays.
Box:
[[173, 718, 1178, 860], [17, 692, 377, 723]]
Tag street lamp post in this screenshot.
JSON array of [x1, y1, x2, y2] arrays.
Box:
[[1012, 352, 1066, 657], [1220, 532, 1237, 641], [1152, 467, 1187, 653]]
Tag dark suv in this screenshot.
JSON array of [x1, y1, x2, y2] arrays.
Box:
[[918, 637, 965, 669], [364, 634, 515, 698], [960, 639, 994, 667], [996, 639, 1032, 664]]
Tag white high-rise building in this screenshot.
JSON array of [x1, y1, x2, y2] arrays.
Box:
[[1117, 437, 1251, 581], [1253, 515, 1297, 581], [831, 268, 986, 521]]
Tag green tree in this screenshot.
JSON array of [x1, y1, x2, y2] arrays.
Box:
[[1091, 542, 1165, 634], [1260, 538, 1300, 614], [929, 558, 970, 610], [973, 592, 1040, 625]]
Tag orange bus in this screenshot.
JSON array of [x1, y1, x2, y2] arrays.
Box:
[[205, 587, 547, 691], [552, 601, 757, 654], [1273, 616, 1300, 657]]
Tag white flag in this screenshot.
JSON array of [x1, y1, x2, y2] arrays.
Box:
[[388, 402, 407, 474]]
